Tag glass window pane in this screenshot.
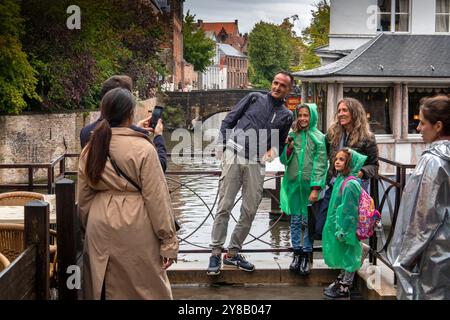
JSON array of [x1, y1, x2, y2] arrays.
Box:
[[395, 14, 409, 31], [345, 88, 392, 134], [378, 13, 392, 31], [378, 0, 392, 12], [396, 0, 409, 13], [436, 0, 449, 14], [408, 88, 450, 133], [436, 14, 450, 32]]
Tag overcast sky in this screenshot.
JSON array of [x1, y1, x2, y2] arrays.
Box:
[[183, 0, 317, 36]]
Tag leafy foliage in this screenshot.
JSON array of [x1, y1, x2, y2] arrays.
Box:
[[183, 11, 216, 72], [248, 22, 293, 89], [0, 0, 40, 114], [1, 0, 165, 113]]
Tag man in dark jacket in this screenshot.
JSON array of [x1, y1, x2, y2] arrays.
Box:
[[207, 72, 294, 275], [79, 75, 167, 172]]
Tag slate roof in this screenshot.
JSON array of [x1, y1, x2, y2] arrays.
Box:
[[218, 43, 246, 58], [294, 34, 450, 78]]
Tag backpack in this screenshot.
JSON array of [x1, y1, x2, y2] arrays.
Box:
[[341, 176, 381, 240]]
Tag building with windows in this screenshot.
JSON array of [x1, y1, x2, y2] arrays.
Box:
[[197, 20, 249, 89], [294, 0, 450, 168]]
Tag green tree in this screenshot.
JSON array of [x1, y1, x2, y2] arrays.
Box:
[[0, 0, 40, 114], [248, 22, 293, 89], [183, 11, 215, 72], [299, 0, 330, 70], [302, 0, 330, 48]]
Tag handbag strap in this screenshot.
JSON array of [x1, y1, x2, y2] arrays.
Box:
[[108, 155, 142, 192]]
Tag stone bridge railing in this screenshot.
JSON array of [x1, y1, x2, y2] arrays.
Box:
[[158, 89, 266, 128]]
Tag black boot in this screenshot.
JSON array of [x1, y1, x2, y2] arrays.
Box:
[[289, 250, 302, 273], [299, 251, 313, 275]]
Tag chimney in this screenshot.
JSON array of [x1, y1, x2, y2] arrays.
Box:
[[198, 19, 203, 25], [235, 19, 238, 25]]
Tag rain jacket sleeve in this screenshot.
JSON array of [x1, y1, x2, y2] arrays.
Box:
[[335, 179, 360, 246], [396, 160, 448, 268], [76, 154, 97, 229], [219, 94, 255, 146], [310, 133, 327, 189], [140, 147, 179, 259], [360, 135, 379, 179]]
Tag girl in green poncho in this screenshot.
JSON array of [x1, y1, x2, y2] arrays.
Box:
[[322, 148, 366, 299], [279, 104, 327, 275]]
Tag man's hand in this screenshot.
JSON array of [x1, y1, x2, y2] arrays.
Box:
[[262, 148, 277, 163], [309, 189, 319, 203], [152, 118, 163, 136], [357, 171, 364, 179]]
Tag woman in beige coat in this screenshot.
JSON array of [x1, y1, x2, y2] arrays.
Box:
[[77, 87, 178, 299]]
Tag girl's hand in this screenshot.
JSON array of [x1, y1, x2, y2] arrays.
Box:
[[357, 171, 364, 179], [286, 136, 294, 149], [309, 190, 319, 203]]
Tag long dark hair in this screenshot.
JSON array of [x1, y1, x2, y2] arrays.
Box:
[[420, 95, 450, 136], [327, 97, 373, 147], [84, 88, 135, 184]]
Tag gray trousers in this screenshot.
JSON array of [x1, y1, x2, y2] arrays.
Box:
[[210, 149, 266, 255]]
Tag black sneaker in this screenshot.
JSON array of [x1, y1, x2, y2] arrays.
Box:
[[223, 254, 255, 272], [207, 255, 221, 275], [323, 282, 350, 299]]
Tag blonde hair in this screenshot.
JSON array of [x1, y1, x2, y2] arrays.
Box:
[[328, 97, 373, 147]]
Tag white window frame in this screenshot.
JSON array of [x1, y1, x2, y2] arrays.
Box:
[[377, 0, 411, 32], [436, 0, 450, 32]]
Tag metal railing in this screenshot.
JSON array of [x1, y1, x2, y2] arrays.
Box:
[[0, 153, 416, 264], [369, 157, 416, 270]]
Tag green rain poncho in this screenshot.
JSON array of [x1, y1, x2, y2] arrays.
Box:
[[322, 149, 367, 272], [279, 103, 327, 217]]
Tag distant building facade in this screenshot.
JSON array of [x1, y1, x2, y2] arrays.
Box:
[[197, 20, 249, 89], [157, 0, 185, 91]]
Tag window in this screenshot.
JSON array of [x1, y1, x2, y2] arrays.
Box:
[[344, 87, 392, 134], [377, 0, 410, 32], [436, 0, 450, 32], [408, 87, 450, 133]]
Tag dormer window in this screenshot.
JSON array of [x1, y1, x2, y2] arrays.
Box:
[[436, 0, 450, 32], [377, 0, 410, 32]]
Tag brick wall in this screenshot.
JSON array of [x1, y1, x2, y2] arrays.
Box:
[[0, 98, 154, 184]]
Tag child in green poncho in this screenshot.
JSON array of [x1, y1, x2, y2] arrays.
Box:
[[279, 103, 327, 275], [322, 148, 366, 299]]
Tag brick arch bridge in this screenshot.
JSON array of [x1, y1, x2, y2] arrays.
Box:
[[159, 89, 267, 128]]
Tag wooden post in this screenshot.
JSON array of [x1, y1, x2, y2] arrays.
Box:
[[28, 167, 33, 191], [326, 83, 336, 130], [393, 83, 402, 139], [56, 178, 78, 300], [24, 200, 50, 300], [301, 82, 308, 103], [401, 84, 409, 139]]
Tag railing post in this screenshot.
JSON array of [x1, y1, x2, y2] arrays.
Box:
[[56, 178, 78, 300], [60, 157, 66, 179], [24, 200, 50, 300], [28, 167, 33, 191]]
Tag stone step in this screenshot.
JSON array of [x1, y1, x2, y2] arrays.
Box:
[[168, 256, 397, 300]]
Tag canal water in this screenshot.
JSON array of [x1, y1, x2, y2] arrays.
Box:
[[164, 111, 295, 263], [167, 156, 293, 263]]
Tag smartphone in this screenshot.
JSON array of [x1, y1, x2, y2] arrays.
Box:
[[150, 106, 163, 129]]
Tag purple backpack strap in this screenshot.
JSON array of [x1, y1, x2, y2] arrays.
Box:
[[340, 176, 358, 193]]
